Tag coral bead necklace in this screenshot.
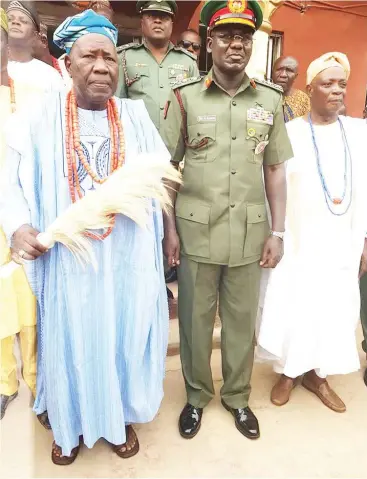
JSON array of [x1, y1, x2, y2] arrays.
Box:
[[65, 89, 125, 240]]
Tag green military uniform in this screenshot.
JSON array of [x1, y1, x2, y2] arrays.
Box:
[[161, 68, 292, 408], [115, 1, 199, 131]]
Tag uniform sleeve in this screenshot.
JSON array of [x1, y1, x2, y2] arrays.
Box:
[[115, 52, 128, 98], [160, 89, 185, 165], [263, 93, 293, 166]]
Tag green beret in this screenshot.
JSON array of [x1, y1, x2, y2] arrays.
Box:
[[200, 0, 263, 31], [137, 0, 177, 16]]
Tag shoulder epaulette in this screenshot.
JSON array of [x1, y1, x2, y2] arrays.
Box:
[[116, 42, 143, 53], [172, 76, 202, 90], [254, 78, 283, 93], [173, 45, 198, 61]]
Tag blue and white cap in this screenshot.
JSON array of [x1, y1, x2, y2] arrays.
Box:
[[53, 9, 118, 54]]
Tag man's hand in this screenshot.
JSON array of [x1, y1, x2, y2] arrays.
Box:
[[163, 229, 180, 268], [359, 239, 367, 279], [11, 224, 48, 262], [260, 235, 284, 269]]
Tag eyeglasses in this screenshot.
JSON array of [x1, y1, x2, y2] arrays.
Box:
[[213, 33, 253, 46], [178, 40, 201, 52]]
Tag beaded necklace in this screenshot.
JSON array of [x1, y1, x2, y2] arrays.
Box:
[[308, 113, 352, 216], [9, 77, 16, 113], [65, 90, 125, 240]]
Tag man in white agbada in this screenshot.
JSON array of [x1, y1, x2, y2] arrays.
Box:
[[1, 9, 169, 465], [6, 1, 64, 93], [257, 52, 367, 413]]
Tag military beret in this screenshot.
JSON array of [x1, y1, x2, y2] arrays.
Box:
[[200, 0, 263, 32], [137, 0, 177, 16]]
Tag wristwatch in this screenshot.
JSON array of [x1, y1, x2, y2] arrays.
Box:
[[270, 230, 285, 241]]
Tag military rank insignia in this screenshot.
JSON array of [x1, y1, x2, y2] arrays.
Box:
[[228, 0, 247, 14]]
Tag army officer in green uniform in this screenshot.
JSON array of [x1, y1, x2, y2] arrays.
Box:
[[115, 0, 199, 131], [161, 0, 293, 440]]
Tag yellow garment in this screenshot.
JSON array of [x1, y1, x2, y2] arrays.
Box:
[[0, 7, 8, 33], [283, 89, 310, 123], [1, 328, 37, 396], [0, 82, 37, 395], [307, 52, 350, 85]]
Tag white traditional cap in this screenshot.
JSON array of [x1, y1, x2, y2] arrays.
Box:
[[307, 52, 350, 85]]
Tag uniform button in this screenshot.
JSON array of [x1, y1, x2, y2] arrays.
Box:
[[230, 203, 235, 208], [232, 101, 237, 106], [232, 135, 237, 140], [190, 213, 194, 216], [231, 170, 236, 175], [160, 106, 164, 110], [159, 65, 163, 69], [160, 85, 164, 88]]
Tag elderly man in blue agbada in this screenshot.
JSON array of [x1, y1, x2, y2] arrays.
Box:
[[1, 10, 169, 465]]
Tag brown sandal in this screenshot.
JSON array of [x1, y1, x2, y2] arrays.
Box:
[[113, 425, 140, 459], [51, 441, 80, 466]]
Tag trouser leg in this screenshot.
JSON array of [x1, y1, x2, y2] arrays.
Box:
[[178, 256, 221, 408], [219, 262, 261, 409], [0, 335, 18, 396], [19, 326, 37, 397]]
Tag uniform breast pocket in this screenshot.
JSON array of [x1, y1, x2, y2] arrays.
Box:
[[176, 201, 211, 258], [168, 67, 189, 86], [243, 203, 269, 259], [187, 123, 216, 163], [246, 121, 271, 165], [127, 66, 150, 93]]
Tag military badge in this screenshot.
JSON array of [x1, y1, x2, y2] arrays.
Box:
[[246, 132, 269, 155], [228, 0, 247, 14], [254, 139, 269, 155], [247, 107, 274, 125]]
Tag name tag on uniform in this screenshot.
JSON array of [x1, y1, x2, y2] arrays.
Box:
[[197, 115, 216, 122], [247, 107, 274, 125], [170, 64, 188, 71], [135, 63, 148, 67]]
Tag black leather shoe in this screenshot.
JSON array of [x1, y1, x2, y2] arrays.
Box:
[[364, 368, 367, 387], [221, 399, 260, 439], [0, 392, 18, 420], [179, 403, 203, 439]]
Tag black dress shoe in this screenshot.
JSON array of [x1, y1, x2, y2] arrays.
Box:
[[221, 399, 260, 439], [0, 392, 18, 420], [364, 368, 367, 388], [179, 403, 203, 439]]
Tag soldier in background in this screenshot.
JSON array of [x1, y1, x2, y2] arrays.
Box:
[[177, 29, 202, 64], [161, 0, 292, 440], [116, 0, 199, 131], [116, 0, 199, 303]]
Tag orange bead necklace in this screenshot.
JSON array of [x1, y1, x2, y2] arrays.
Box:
[[9, 77, 16, 113], [65, 89, 125, 240]]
